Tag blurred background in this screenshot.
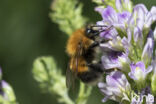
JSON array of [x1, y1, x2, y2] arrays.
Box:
[[0, 0, 155, 104]]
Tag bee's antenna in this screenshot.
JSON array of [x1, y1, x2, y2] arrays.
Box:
[[93, 25, 113, 36]]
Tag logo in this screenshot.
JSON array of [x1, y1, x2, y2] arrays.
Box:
[[132, 94, 154, 103]]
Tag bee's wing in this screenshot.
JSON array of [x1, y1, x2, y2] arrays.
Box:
[[66, 41, 82, 89], [66, 64, 75, 89], [66, 55, 80, 89], [66, 58, 77, 89], [75, 41, 83, 73]]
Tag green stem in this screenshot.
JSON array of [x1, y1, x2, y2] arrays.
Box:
[[60, 92, 74, 104], [76, 82, 92, 104], [132, 43, 139, 61], [78, 82, 85, 98], [76, 82, 85, 104]]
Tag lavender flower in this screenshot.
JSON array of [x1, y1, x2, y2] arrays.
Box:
[[0, 80, 16, 101], [95, 0, 156, 103], [128, 4, 156, 48], [98, 71, 132, 103], [101, 51, 123, 69], [128, 4, 154, 29], [96, 5, 131, 31], [129, 4, 156, 30], [96, 1, 156, 46], [0, 68, 17, 104], [101, 51, 130, 72], [128, 61, 152, 89], [100, 36, 128, 51]]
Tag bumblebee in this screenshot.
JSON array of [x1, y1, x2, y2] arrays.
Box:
[[66, 25, 112, 87]]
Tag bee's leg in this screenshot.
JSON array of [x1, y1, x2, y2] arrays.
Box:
[[89, 41, 99, 48], [89, 39, 108, 49], [87, 63, 104, 73], [87, 62, 118, 74], [99, 38, 108, 43]]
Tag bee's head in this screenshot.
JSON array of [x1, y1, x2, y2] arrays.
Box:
[[85, 25, 99, 40], [85, 25, 113, 40]]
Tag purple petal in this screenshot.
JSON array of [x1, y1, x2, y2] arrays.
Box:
[[96, 21, 107, 26], [98, 82, 107, 88], [133, 27, 143, 47], [101, 87, 113, 95], [106, 75, 118, 87], [1, 80, 10, 100], [116, 0, 122, 12], [145, 12, 153, 28], [127, 15, 135, 26], [108, 51, 123, 61], [118, 11, 131, 24], [1, 80, 9, 88], [130, 4, 148, 29], [136, 18, 144, 30], [111, 71, 122, 79], [135, 61, 146, 71], [130, 61, 146, 73], [146, 66, 153, 74], [150, 6, 156, 21], [130, 63, 137, 72], [128, 72, 137, 80], [123, 0, 129, 4], [102, 96, 111, 102], [142, 30, 154, 63], [133, 4, 148, 16], [122, 37, 130, 53], [95, 7, 103, 14], [102, 6, 118, 23], [126, 28, 132, 43], [101, 55, 121, 69], [107, 71, 127, 88], [129, 61, 149, 81]]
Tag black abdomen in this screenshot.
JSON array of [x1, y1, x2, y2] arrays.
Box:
[[77, 63, 104, 83]]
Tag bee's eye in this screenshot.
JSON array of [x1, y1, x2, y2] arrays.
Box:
[[85, 29, 94, 39], [86, 29, 91, 34]]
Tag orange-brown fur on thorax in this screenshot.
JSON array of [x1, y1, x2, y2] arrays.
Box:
[[66, 28, 93, 56]]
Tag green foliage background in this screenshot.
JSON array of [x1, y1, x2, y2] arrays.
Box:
[[0, 0, 155, 104]]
